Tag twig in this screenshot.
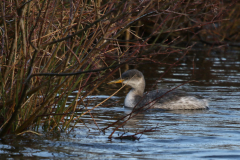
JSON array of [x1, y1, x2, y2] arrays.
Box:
[[16, 130, 43, 136]]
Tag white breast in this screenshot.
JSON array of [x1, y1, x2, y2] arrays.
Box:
[[124, 90, 137, 108]]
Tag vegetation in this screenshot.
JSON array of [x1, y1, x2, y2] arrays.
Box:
[[0, 0, 239, 138]]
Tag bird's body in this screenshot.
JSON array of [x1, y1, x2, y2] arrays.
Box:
[[108, 69, 208, 110]]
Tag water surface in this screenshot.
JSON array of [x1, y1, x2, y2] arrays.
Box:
[[1, 48, 240, 159]]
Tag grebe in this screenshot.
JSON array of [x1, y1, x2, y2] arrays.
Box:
[[108, 69, 208, 110]]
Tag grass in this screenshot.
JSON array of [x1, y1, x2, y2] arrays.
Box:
[[0, 0, 239, 137]]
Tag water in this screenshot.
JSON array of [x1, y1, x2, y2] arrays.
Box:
[[1, 49, 240, 159]]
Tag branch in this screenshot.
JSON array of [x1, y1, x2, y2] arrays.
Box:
[[42, 0, 128, 47]]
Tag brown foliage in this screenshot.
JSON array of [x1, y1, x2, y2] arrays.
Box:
[[0, 0, 238, 137]]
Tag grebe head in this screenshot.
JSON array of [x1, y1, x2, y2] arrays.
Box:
[[108, 69, 145, 91]]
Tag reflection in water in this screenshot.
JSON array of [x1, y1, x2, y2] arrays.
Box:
[[1, 49, 240, 159]]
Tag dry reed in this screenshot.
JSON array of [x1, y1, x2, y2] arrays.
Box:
[[0, 0, 238, 137]]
